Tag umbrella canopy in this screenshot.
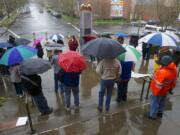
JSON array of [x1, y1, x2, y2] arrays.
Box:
[[20, 58, 51, 75], [45, 43, 64, 48], [117, 44, 142, 62], [165, 31, 180, 42], [83, 34, 97, 43], [58, 51, 86, 72], [49, 33, 64, 42], [81, 38, 126, 59], [15, 38, 31, 45], [45, 43, 64, 50], [138, 32, 177, 48], [33, 37, 44, 47], [0, 45, 37, 66], [0, 42, 13, 49], [114, 32, 129, 37]]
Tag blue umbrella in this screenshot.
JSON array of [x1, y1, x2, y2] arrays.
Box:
[[114, 32, 129, 37], [0, 42, 13, 49], [0, 45, 37, 66], [139, 32, 177, 47]]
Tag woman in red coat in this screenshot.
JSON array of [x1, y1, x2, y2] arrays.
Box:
[[68, 35, 78, 51]]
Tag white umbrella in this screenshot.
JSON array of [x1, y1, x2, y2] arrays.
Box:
[[165, 31, 180, 42]]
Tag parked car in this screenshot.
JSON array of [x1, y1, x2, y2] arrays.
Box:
[[51, 11, 62, 18], [130, 20, 147, 27], [20, 7, 30, 14]]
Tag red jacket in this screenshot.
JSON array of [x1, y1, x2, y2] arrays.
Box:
[[68, 37, 78, 51], [150, 62, 177, 96]]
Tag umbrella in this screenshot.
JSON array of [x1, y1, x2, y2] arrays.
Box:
[[58, 51, 86, 72], [81, 38, 126, 59], [45, 43, 64, 48], [165, 31, 180, 42], [33, 37, 44, 47], [117, 44, 142, 62], [0, 45, 37, 66], [100, 32, 114, 38], [45, 43, 64, 50], [20, 58, 51, 75], [15, 38, 31, 45], [49, 33, 64, 42], [83, 34, 97, 43], [138, 32, 177, 48], [114, 32, 129, 37], [0, 42, 13, 49]]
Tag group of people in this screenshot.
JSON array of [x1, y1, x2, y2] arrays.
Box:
[[0, 33, 179, 120]]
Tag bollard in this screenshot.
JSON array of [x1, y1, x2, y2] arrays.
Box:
[[25, 93, 36, 134]]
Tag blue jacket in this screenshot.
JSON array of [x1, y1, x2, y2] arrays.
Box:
[[120, 61, 133, 81], [63, 72, 80, 87]]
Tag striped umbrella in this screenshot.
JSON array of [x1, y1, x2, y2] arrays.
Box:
[[165, 31, 180, 42], [138, 32, 177, 48], [117, 44, 141, 62], [0, 45, 37, 66]]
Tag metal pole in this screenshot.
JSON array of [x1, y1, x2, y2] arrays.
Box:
[[25, 93, 36, 134], [145, 78, 151, 99], [140, 79, 146, 102]]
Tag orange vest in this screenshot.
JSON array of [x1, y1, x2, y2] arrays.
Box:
[[150, 62, 177, 96]]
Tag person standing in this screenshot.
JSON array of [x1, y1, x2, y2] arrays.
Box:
[[35, 43, 44, 59], [96, 58, 121, 112], [21, 74, 53, 115], [63, 72, 81, 111], [148, 55, 177, 120], [51, 50, 63, 93], [9, 64, 23, 97], [68, 35, 79, 51], [116, 61, 135, 102]]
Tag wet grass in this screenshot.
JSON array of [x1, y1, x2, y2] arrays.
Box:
[[0, 97, 6, 107], [0, 11, 19, 28], [62, 14, 79, 25], [94, 18, 127, 25]]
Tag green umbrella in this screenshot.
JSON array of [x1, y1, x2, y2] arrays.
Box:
[[117, 44, 141, 62]]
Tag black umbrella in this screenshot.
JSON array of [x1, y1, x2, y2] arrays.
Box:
[[20, 59, 51, 75], [81, 38, 126, 59], [15, 38, 31, 45]]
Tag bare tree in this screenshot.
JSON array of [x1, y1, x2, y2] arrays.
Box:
[[154, 0, 179, 30]]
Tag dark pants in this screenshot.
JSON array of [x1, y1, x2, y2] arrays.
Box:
[[64, 86, 79, 108], [98, 79, 115, 110], [142, 48, 150, 60], [32, 92, 51, 114], [54, 74, 64, 93], [117, 80, 129, 102], [13, 82, 23, 95]]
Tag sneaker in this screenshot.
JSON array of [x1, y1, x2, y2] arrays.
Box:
[[147, 113, 157, 120], [65, 106, 71, 112], [18, 94, 24, 98], [74, 105, 79, 110], [157, 112, 163, 118], [41, 108, 53, 116], [97, 107, 102, 112]]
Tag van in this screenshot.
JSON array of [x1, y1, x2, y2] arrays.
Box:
[[144, 24, 162, 32]]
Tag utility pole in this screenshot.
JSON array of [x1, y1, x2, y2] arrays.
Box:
[[2, 0, 9, 17]]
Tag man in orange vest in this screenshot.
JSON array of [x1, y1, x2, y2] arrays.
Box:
[[148, 55, 177, 120]]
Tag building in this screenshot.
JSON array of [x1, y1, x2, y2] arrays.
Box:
[[76, 0, 133, 20]]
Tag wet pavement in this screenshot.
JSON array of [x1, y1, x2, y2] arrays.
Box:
[[1, 2, 180, 135]]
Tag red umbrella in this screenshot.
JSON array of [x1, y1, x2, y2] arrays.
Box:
[[58, 51, 86, 72], [83, 34, 97, 44]]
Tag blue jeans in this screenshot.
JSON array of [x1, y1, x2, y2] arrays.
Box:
[[54, 74, 64, 93], [150, 95, 166, 118], [64, 86, 79, 107], [98, 79, 115, 110], [13, 82, 23, 95], [32, 92, 51, 114], [117, 80, 129, 102]]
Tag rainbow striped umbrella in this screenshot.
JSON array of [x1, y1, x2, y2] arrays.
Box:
[[117, 44, 141, 62], [0, 45, 37, 66]]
